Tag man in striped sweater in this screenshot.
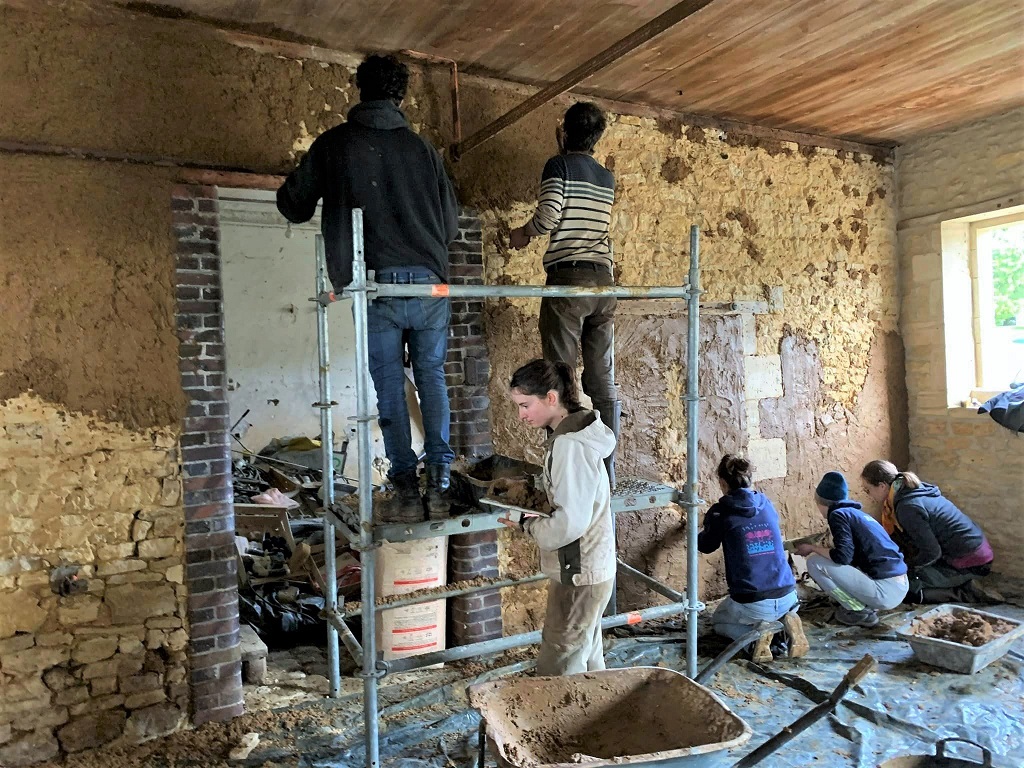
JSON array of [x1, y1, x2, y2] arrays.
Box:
[[509, 102, 621, 485]]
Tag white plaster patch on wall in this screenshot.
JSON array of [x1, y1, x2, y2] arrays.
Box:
[[744, 354, 784, 400], [748, 437, 787, 481], [741, 313, 757, 356]]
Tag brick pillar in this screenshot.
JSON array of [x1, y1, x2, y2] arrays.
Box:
[[172, 185, 244, 726], [445, 207, 502, 644], [445, 207, 494, 459], [449, 532, 502, 643]]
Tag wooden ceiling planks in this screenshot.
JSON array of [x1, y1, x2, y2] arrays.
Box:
[[617, 0, 1024, 138], [115, 0, 1024, 143]]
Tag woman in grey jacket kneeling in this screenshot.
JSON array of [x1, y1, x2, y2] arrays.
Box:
[[500, 359, 617, 676]]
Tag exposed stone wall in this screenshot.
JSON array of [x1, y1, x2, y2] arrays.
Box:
[[896, 108, 1024, 578], [0, 397, 188, 765]]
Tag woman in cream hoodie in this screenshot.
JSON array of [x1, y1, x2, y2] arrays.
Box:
[[500, 359, 617, 675]]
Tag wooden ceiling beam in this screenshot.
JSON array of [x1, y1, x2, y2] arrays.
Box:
[[451, 0, 718, 159]]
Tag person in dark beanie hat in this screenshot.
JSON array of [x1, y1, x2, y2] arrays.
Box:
[[794, 470, 909, 627], [816, 471, 848, 503]]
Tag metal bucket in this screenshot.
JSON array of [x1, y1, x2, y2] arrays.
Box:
[[879, 738, 994, 768], [468, 666, 751, 768], [450, 454, 542, 506]]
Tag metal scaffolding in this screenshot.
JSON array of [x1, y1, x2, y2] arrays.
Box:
[[314, 210, 705, 768]]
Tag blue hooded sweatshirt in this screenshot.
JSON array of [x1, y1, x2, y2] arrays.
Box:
[[827, 500, 907, 580], [698, 488, 795, 603]]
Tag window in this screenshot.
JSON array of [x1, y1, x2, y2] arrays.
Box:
[[939, 205, 1024, 407], [971, 215, 1024, 394]]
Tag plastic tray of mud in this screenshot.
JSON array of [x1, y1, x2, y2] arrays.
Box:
[[468, 667, 751, 768], [450, 455, 543, 506], [896, 604, 1024, 674]]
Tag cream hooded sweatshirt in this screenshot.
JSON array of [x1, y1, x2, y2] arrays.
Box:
[[525, 409, 616, 586]]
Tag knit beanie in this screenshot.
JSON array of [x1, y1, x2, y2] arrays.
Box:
[[815, 471, 848, 503]]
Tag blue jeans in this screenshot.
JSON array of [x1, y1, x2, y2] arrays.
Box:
[[366, 268, 454, 476], [711, 591, 799, 641]]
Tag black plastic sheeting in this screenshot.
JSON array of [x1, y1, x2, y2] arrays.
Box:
[[308, 604, 1024, 768]]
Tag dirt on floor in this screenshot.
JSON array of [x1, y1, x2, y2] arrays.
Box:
[[911, 610, 1016, 647], [40, 644, 537, 768]]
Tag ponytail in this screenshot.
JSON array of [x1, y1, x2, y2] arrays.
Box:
[[717, 454, 752, 491], [899, 471, 922, 490], [509, 359, 581, 410], [861, 460, 922, 490]]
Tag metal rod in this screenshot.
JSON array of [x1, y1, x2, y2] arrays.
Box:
[[324, 609, 365, 667], [616, 559, 685, 603], [0, 137, 283, 178], [326, 283, 692, 302], [685, 224, 702, 679], [231, 447, 354, 480], [386, 601, 690, 674], [337, 574, 548, 617], [451, 0, 717, 159], [315, 234, 342, 700], [693, 621, 783, 686], [349, 210, 381, 768], [733, 655, 878, 768], [322, 504, 361, 545]]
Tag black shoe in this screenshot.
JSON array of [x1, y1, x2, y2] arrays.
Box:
[[954, 580, 1004, 605], [834, 606, 879, 628], [769, 633, 789, 659], [904, 588, 926, 605], [424, 464, 451, 520], [377, 470, 423, 524]]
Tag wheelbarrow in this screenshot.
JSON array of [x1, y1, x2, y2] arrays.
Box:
[[879, 738, 997, 768], [469, 623, 877, 768]]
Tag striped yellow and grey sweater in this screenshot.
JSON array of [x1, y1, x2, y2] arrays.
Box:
[[524, 154, 615, 270]]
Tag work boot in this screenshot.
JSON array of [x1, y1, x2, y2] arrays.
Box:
[[593, 399, 622, 490], [781, 611, 810, 658], [424, 464, 451, 520], [750, 630, 774, 664], [377, 469, 423, 524], [834, 605, 879, 628]]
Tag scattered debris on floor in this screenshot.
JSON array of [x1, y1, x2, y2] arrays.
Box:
[[35, 582, 1024, 768], [229, 437, 362, 647], [227, 732, 260, 761]]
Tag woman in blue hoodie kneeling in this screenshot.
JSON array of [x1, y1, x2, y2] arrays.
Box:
[[795, 471, 908, 628], [699, 455, 809, 663]]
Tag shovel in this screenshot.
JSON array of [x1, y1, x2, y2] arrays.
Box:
[[733, 653, 878, 767]]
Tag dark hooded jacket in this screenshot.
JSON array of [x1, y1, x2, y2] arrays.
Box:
[[276, 100, 459, 290], [894, 484, 990, 568], [826, 500, 907, 580], [698, 488, 795, 603]]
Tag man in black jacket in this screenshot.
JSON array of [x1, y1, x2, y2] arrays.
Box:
[[277, 54, 459, 522]]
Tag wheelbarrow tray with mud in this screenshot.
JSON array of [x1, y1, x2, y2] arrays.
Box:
[[468, 666, 751, 768], [468, 627, 878, 768]]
